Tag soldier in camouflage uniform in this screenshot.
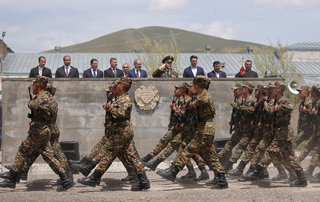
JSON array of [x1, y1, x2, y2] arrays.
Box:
[[157, 76, 228, 190], [144, 82, 209, 181], [78, 77, 150, 191], [243, 81, 308, 187], [0, 76, 74, 191], [298, 85, 320, 164], [70, 81, 138, 183], [141, 85, 181, 162], [217, 83, 243, 166], [228, 84, 267, 177], [223, 82, 256, 172]]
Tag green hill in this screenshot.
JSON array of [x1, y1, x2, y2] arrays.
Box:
[[43, 26, 266, 53]]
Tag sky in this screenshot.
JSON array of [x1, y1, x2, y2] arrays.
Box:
[[1, 0, 320, 53]]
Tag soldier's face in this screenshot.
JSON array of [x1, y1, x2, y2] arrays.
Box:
[[241, 87, 248, 95], [165, 62, 172, 69], [33, 83, 39, 95], [174, 88, 180, 97], [189, 87, 195, 96], [298, 90, 307, 100], [255, 89, 260, 98]]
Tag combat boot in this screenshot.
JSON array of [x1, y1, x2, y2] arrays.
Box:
[[272, 166, 288, 181], [290, 170, 308, 187], [0, 170, 18, 188], [304, 165, 315, 179], [69, 157, 87, 165], [206, 174, 219, 186], [287, 167, 298, 183], [195, 167, 209, 181], [309, 172, 320, 183], [181, 164, 197, 180], [228, 161, 246, 177], [121, 167, 138, 183], [210, 173, 229, 189], [4, 165, 13, 170], [57, 172, 75, 192], [144, 158, 162, 171], [243, 165, 262, 181], [157, 165, 180, 182], [238, 165, 254, 182], [78, 170, 103, 187], [131, 171, 150, 191], [141, 154, 153, 163], [73, 159, 96, 177], [223, 161, 234, 173], [258, 168, 269, 179]]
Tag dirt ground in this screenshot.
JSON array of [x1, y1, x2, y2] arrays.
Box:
[[0, 157, 319, 202]]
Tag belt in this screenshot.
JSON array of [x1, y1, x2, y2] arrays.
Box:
[[112, 118, 130, 124], [198, 118, 213, 123], [32, 118, 47, 124]]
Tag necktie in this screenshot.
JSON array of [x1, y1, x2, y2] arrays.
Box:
[[93, 70, 96, 78], [114, 69, 117, 77], [66, 67, 69, 77], [136, 70, 139, 78]]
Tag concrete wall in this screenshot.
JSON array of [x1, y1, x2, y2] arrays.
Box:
[[1, 77, 284, 163]]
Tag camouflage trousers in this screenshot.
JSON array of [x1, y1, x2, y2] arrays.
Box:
[[22, 123, 68, 173], [13, 123, 65, 174], [250, 124, 274, 167], [308, 140, 320, 167], [229, 125, 254, 163], [218, 126, 241, 159], [149, 125, 179, 157], [298, 133, 320, 162], [258, 139, 302, 171], [174, 122, 224, 174], [240, 126, 264, 164], [158, 126, 206, 168], [96, 122, 144, 175], [292, 126, 313, 148], [90, 131, 132, 170]]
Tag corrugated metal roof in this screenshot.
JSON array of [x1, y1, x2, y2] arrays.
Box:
[[2, 52, 320, 77], [288, 42, 320, 51]]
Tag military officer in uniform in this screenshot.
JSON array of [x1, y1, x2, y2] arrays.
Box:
[[152, 55, 179, 78]]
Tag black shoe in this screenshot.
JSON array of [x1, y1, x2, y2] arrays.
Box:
[[258, 168, 269, 179], [56, 172, 75, 192], [242, 165, 262, 181], [77, 170, 103, 187], [290, 170, 308, 187], [0, 170, 18, 188], [131, 172, 150, 191], [73, 159, 96, 177], [69, 157, 86, 165], [238, 165, 254, 182], [157, 165, 180, 182], [144, 158, 162, 171], [272, 166, 288, 181], [181, 164, 196, 180], [141, 154, 153, 163], [210, 173, 229, 189], [286, 167, 298, 183], [195, 167, 209, 181], [121, 167, 137, 183], [206, 175, 219, 186], [228, 161, 246, 177]]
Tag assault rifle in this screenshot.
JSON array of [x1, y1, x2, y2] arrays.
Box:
[[312, 99, 319, 137], [27, 86, 33, 119], [272, 92, 278, 136], [105, 91, 113, 127], [239, 95, 246, 134], [257, 91, 271, 136], [170, 96, 176, 125], [191, 91, 199, 124], [297, 96, 306, 134], [229, 92, 237, 134]]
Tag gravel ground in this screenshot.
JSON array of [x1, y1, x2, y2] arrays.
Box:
[[0, 157, 319, 202]]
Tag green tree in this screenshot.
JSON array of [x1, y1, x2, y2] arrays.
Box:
[[252, 40, 301, 105], [135, 31, 182, 77]]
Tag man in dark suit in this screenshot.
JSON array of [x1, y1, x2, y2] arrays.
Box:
[[29, 56, 52, 78], [127, 59, 148, 78], [104, 57, 124, 78], [207, 61, 227, 78], [55, 55, 80, 78], [235, 60, 258, 78], [183, 55, 205, 78], [122, 63, 130, 77], [83, 59, 103, 78]]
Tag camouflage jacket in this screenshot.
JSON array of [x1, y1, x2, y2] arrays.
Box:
[[311, 98, 320, 130], [239, 95, 255, 125], [175, 95, 192, 124], [191, 90, 215, 120], [254, 95, 268, 125], [230, 98, 243, 124], [107, 93, 132, 121], [28, 90, 58, 125], [298, 98, 313, 129]]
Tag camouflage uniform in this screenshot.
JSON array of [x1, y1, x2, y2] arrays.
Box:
[[152, 55, 179, 78], [218, 83, 242, 158], [229, 83, 255, 163], [96, 91, 144, 175], [292, 87, 313, 149], [12, 78, 65, 175], [258, 87, 302, 171], [174, 87, 224, 174]]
